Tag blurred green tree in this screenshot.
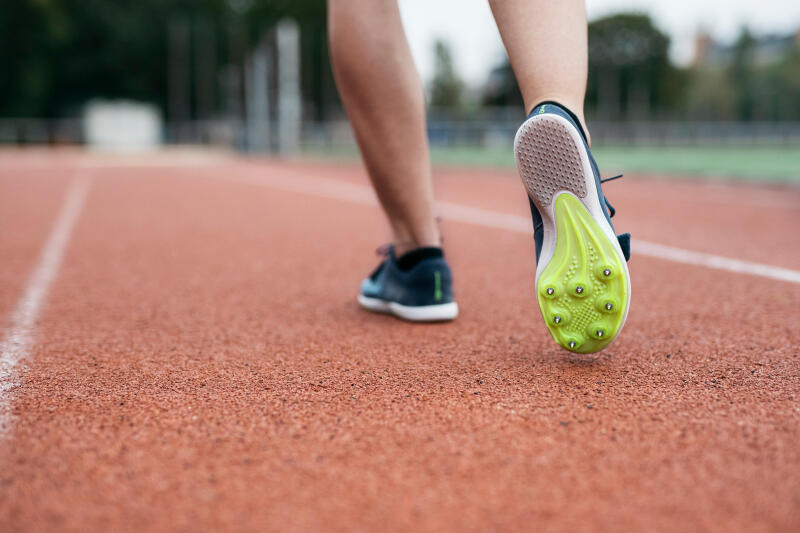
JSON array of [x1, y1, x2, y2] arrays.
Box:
[[688, 26, 800, 120], [585, 13, 686, 120], [482, 13, 686, 118], [775, 49, 800, 119], [481, 62, 523, 108], [730, 28, 756, 120], [686, 67, 736, 120], [0, 0, 334, 120], [428, 39, 464, 109]]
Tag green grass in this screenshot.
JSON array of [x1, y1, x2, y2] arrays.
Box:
[[590, 146, 800, 183], [302, 145, 800, 183]]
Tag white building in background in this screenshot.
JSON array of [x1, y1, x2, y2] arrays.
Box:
[[84, 100, 162, 152]]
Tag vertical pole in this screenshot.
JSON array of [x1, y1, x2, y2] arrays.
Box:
[[225, 20, 246, 148], [245, 32, 271, 152], [168, 19, 191, 142], [195, 17, 217, 122], [276, 19, 302, 156]]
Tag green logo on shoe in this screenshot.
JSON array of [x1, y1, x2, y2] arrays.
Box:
[[434, 271, 443, 301], [538, 105, 546, 114]]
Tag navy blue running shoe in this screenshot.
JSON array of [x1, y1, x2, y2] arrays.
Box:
[[514, 102, 631, 354], [358, 246, 458, 322]]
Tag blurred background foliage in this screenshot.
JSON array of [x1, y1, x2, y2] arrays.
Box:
[[482, 13, 800, 121], [2, 1, 800, 122], [0, 0, 331, 118]]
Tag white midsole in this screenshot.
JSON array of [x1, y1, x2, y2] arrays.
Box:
[[358, 294, 459, 322]]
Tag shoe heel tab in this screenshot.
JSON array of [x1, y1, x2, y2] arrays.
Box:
[[529, 101, 588, 144]]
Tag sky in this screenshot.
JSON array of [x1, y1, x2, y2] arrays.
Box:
[[398, 0, 800, 87]]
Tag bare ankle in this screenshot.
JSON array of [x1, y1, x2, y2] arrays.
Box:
[[392, 237, 441, 257]]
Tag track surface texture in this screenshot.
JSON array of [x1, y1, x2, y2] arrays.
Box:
[[1, 149, 800, 532]]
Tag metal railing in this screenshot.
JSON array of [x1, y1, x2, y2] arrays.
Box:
[[2, 117, 799, 149]]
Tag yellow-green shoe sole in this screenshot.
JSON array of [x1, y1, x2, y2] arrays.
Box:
[[537, 193, 629, 354]]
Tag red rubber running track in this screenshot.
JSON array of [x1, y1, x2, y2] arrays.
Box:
[[1, 149, 799, 532]]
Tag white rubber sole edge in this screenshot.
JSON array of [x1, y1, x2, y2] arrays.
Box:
[[358, 295, 459, 322], [513, 113, 632, 340]]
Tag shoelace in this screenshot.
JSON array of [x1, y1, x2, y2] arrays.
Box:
[[375, 243, 392, 257], [367, 244, 393, 280], [600, 173, 623, 217], [600, 173, 623, 184]]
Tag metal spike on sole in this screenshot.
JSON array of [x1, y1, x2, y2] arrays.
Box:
[[534, 194, 628, 354], [516, 114, 630, 355]]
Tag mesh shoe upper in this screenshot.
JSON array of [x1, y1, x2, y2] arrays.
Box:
[[360, 247, 454, 307]]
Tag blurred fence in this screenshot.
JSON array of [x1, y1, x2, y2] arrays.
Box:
[[0, 119, 84, 145], [2, 117, 800, 149], [298, 119, 800, 149], [423, 119, 800, 147]]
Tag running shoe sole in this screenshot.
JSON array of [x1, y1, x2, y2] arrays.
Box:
[[357, 295, 459, 322], [514, 113, 631, 354]]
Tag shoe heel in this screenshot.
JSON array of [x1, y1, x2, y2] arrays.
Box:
[[514, 114, 589, 208]]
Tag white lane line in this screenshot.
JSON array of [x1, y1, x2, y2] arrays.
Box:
[[0, 175, 91, 434], [633, 241, 800, 284], [218, 171, 800, 285], [229, 172, 377, 205]]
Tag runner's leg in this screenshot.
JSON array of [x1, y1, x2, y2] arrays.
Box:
[[328, 0, 440, 255], [489, 0, 591, 141]]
